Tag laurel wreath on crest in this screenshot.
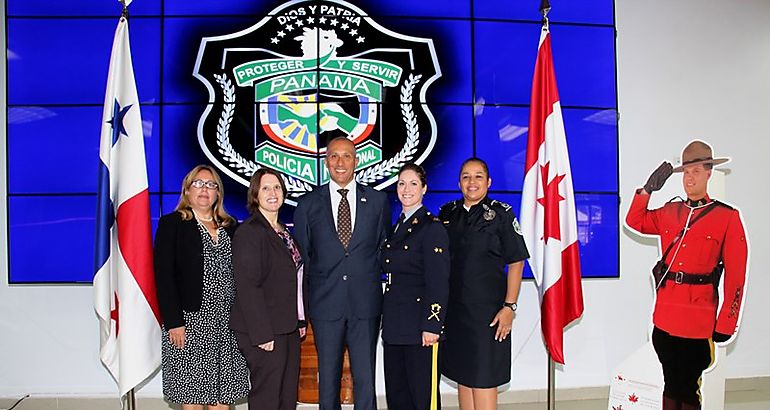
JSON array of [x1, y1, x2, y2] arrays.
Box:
[[356, 73, 422, 184], [212, 72, 422, 190], [213, 73, 312, 193]]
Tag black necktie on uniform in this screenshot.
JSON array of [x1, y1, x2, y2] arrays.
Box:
[[394, 213, 406, 233], [337, 188, 352, 249]]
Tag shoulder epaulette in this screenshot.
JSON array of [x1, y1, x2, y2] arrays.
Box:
[[440, 200, 459, 213], [489, 199, 513, 213]]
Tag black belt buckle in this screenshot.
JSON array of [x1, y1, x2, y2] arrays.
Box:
[[675, 272, 684, 284]]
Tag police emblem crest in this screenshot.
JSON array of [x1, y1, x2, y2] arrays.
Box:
[[193, 0, 441, 202]]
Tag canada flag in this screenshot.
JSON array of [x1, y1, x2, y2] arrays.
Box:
[[519, 25, 584, 365]]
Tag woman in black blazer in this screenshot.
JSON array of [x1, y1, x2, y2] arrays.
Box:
[[154, 164, 248, 410], [231, 168, 308, 410]]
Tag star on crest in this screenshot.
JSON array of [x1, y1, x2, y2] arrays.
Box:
[[285, 24, 294, 31], [271, 37, 279, 44], [330, 19, 338, 26], [341, 23, 349, 30], [319, 16, 327, 24], [536, 162, 566, 243], [306, 17, 315, 24], [295, 20, 304, 27], [350, 29, 358, 36], [357, 36, 365, 43], [277, 30, 286, 37]]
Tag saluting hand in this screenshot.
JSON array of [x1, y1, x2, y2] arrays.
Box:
[[258, 340, 275, 352], [490, 308, 515, 342], [422, 331, 439, 347], [643, 161, 673, 194], [168, 326, 186, 349]]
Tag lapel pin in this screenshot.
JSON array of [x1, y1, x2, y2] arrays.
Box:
[[360, 197, 367, 202]]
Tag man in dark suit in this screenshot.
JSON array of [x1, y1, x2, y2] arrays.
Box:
[[294, 137, 390, 410]]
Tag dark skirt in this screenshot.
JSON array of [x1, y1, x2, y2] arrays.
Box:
[[440, 301, 511, 388]]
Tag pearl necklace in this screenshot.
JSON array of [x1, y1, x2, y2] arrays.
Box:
[[192, 210, 214, 222]]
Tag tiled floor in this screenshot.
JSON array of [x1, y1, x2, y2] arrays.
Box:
[[442, 389, 770, 410], [3, 388, 770, 409]]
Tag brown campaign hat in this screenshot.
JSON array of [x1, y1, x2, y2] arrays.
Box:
[[672, 140, 730, 172]]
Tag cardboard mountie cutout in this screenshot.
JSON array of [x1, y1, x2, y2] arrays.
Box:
[[615, 139, 750, 410]]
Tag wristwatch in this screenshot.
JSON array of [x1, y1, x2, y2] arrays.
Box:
[[503, 301, 518, 312]]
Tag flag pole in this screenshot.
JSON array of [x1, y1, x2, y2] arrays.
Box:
[[539, 3, 556, 409], [125, 389, 136, 410], [548, 354, 556, 409]]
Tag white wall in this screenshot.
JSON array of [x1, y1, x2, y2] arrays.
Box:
[[2, 0, 769, 398]]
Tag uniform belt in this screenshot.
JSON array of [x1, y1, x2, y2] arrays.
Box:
[[665, 271, 714, 285]]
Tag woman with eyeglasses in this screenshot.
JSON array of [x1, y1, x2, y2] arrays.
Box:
[[154, 165, 249, 410]]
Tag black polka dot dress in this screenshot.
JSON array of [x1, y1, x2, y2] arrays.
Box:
[[161, 223, 249, 405]]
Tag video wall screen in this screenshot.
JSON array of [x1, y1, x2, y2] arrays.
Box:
[[6, 0, 618, 283]]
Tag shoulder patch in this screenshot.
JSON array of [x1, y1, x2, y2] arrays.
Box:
[[512, 217, 523, 235]]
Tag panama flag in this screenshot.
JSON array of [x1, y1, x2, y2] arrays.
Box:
[[93, 12, 161, 397], [520, 25, 584, 365]]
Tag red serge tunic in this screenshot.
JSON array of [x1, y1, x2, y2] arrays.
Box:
[[626, 190, 748, 339]]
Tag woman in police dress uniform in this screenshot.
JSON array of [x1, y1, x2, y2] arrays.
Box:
[[439, 158, 529, 410], [381, 163, 450, 410]]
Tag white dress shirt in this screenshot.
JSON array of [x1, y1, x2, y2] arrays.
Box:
[[329, 179, 358, 232]]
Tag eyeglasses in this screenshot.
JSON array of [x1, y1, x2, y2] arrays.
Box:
[[190, 179, 219, 190]]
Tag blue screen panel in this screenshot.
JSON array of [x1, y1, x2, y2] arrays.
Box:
[[166, 0, 471, 18], [376, 18, 471, 104], [475, 0, 615, 25], [163, 17, 257, 104], [7, 0, 160, 16], [474, 22, 617, 107], [7, 105, 161, 194], [164, 0, 273, 16], [415, 104, 473, 190], [8, 195, 161, 283], [346, 0, 471, 18], [161, 104, 220, 191], [7, 18, 161, 106], [474, 106, 618, 193]]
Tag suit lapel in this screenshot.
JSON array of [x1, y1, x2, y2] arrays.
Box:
[[252, 211, 292, 259], [348, 184, 368, 249], [318, 185, 340, 245]]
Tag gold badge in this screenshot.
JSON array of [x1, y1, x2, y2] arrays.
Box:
[[428, 304, 442, 321]]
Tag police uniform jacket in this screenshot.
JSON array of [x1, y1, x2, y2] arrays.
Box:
[[381, 206, 450, 345], [626, 190, 748, 339]]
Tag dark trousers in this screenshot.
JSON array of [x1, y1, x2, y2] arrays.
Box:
[[235, 331, 300, 410], [384, 343, 441, 410], [652, 327, 714, 407], [313, 317, 380, 410]]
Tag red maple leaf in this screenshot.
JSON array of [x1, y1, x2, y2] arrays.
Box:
[[110, 292, 120, 335], [536, 162, 566, 243], [628, 393, 638, 403]]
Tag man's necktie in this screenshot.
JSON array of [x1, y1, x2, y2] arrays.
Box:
[[337, 188, 352, 248]]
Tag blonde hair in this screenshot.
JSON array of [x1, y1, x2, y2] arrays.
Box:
[[175, 164, 235, 227]]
